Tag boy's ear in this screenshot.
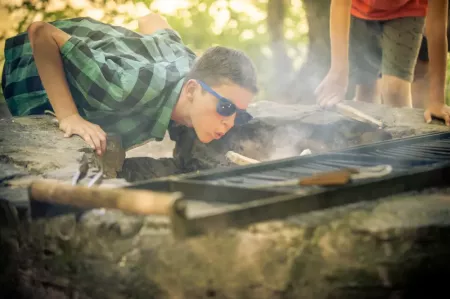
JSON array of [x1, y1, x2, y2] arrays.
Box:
[[185, 79, 197, 102]]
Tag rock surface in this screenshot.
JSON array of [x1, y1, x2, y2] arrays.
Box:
[[0, 115, 128, 214], [1, 100, 450, 299], [3, 189, 450, 298]]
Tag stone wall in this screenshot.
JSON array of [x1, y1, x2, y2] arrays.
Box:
[[3, 190, 450, 298]]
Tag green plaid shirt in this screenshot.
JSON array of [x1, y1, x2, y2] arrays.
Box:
[[2, 17, 197, 150]]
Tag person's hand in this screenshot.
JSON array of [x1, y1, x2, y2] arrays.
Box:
[[424, 102, 450, 126], [315, 69, 349, 108], [59, 113, 107, 155]]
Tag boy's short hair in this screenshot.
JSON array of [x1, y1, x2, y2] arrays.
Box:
[[185, 46, 258, 94]]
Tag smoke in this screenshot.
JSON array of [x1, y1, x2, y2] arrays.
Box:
[[265, 124, 315, 161]]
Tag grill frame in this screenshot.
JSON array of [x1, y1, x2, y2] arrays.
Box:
[[169, 162, 450, 238], [29, 131, 450, 238], [125, 131, 450, 238]]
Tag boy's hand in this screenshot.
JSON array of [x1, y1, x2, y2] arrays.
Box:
[[59, 113, 107, 155], [315, 69, 349, 108], [424, 102, 450, 126]]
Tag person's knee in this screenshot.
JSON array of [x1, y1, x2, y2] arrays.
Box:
[[355, 80, 381, 103], [413, 59, 429, 81], [381, 75, 412, 107], [382, 76, 409, 95]]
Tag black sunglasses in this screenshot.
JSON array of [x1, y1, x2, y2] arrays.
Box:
[[197, 80, 253, 125]]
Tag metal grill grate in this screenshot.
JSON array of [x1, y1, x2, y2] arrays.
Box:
[[179, 132, 450, 191]]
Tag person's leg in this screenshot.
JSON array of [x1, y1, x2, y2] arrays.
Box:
[[380, 17, 425, 108], [355, 79, 382, 104], [348, 16, 383, 103], [380, 75, 413, 107], [411, 34, 429, 108], [411, 58, 429, 108]]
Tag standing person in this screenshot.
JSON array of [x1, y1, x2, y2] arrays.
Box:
[[315, 0, 450, 126], [2, 13, 258, 156], [412, 0, 450, 109]]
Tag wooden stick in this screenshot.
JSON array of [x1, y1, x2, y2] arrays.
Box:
[[29, 179, 186, 217], [226, 151, 260, 165], [299, 169, 358, 186], [250, 169, 357, 189], [336, 103, 385, 128], [251, 165, 392, 189]]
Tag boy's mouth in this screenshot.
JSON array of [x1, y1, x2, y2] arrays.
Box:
[[213, 132, 224, 140]]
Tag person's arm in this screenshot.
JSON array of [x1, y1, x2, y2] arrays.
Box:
[[28, 22, 79, 121], [315, 0, 353, 107], [423, 0, 450, 126], [138, 13, 172, 35], [425, 0, 448, 107], [28, 21, 107, 155], [329, 0, 353, 74]]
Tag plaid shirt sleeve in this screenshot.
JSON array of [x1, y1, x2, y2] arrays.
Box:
[[60, 36, 125, 113], [2, 18, 196, 150]]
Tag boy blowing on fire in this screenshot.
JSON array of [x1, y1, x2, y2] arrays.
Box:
[[316, 0, 450, 126], [2, 14, 257, 156]]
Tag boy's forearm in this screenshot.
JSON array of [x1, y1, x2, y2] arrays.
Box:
[[32, 27, 79, 120], [426, 0, 448, 105], [329, 0, 353, 73]]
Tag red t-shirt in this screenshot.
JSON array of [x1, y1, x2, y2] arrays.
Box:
[[351, 0, 428, 20]]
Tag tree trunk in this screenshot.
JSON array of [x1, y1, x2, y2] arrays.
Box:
[[266, 0, 292, 98], [282, 0, 332, 104]]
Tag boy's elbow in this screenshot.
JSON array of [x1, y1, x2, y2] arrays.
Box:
[[138, 13, 163, 25], [27, 21, 49, 45], [138, 13, 171, 34]]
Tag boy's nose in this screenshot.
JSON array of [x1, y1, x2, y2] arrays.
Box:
[[222, 116, 235, 129], [214, 120, 232, 139]]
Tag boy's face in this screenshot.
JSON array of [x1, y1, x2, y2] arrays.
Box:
[[188, 80, 254, 143]]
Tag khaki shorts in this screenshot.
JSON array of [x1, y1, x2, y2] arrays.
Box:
[[349, 16, 425, 85]]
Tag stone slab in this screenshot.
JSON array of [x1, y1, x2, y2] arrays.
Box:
[[0, 115, 128, 208]]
